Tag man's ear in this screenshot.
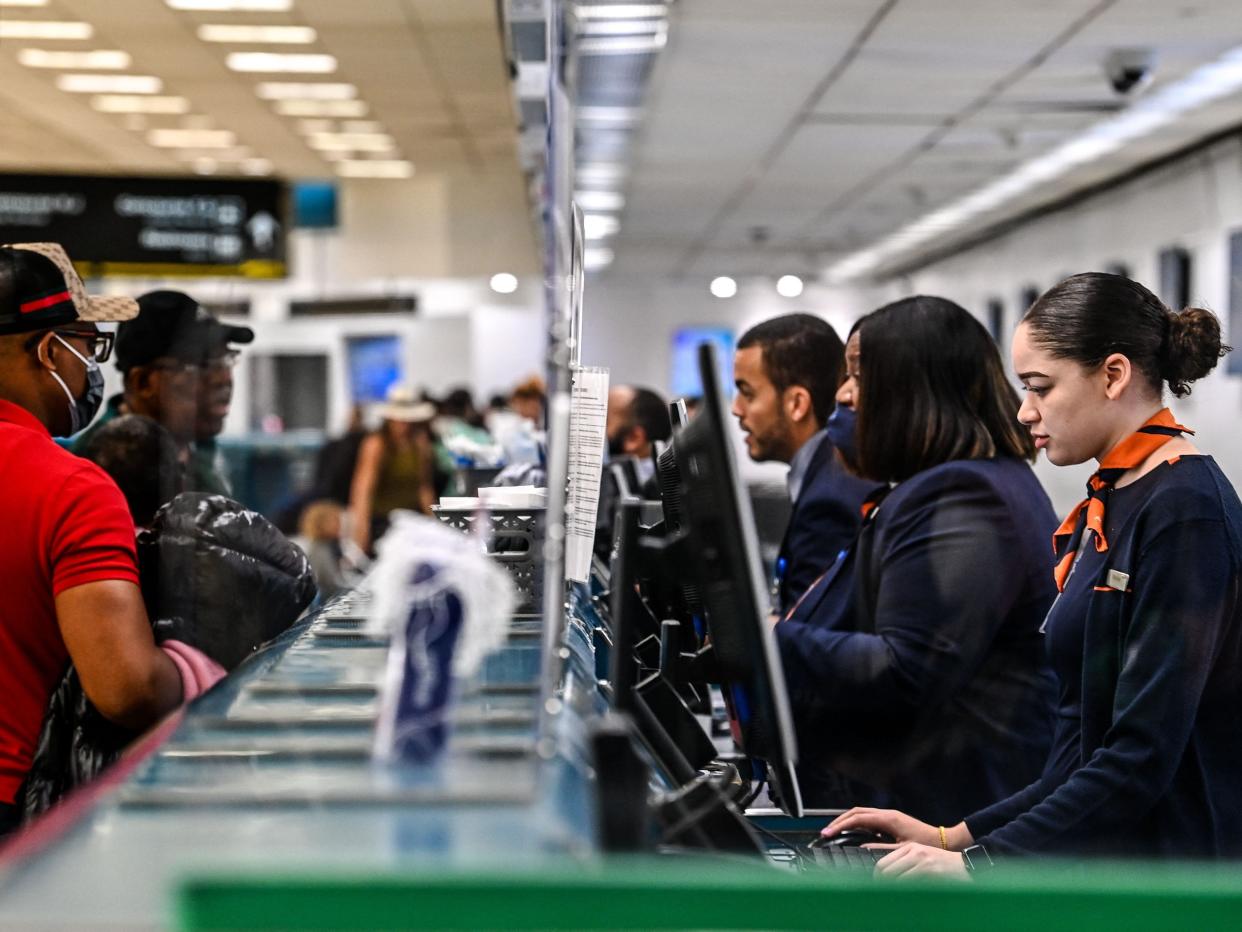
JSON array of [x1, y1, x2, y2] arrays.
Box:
[[783, 385, 813, 424], [1101, 352, 1133, 401], [127, 366, 158, 399], [31, 332, 58, 372]]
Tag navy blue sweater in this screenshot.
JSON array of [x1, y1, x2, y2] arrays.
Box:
[[775, 457, 1057, 824], [967, 455, 1242, 859]]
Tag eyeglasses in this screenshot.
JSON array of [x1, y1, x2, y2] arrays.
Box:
[[46, 329, 114, 363], [150, 350, 241, 377]]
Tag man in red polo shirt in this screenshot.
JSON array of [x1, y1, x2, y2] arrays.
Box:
[[0, 243, 182, 833]]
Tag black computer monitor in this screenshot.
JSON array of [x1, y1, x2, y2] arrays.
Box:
[[669, 342, 803, 817]]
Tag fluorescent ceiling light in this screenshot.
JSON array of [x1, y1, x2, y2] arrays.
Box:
[[574, 190, 624, 211], [167, 0, 292, 10], [57, 74, 162, 94], [573, 4, 667, 20], [0, 1, 51, 7], [826, 42, 1242, 283], [334, 159, 414, 179], [173, 146, 252, 160], [18, 49, 131, 70], [0, 20, 92, 39], [227, 52, 336, 74], [776, 275, 804, 298], [576, 162, 626, 185], [274, 99, 368, 117], [579, 33, 667, 55], [584, 247, 614, 271], [240, 158, 273, 176], [583, 213, 619, 240], [92, 95, 191, 114], [197, 24, 316, 44], [490, 273, 518, 294], [148, 128, 238, 148], [306, 132, 394, 153], [257, 82, 355, 100], [710, 276, 737, 299]]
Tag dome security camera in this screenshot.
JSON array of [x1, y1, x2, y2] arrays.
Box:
[[1104, 48, 1156, 95]]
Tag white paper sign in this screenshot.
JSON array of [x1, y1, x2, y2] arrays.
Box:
[[565, 365, 609, 583]]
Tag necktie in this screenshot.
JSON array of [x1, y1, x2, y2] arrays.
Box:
[[1051, 408, 1191, 592]]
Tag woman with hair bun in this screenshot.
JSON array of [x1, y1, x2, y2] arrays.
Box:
[[824, 272, 1242, 876]]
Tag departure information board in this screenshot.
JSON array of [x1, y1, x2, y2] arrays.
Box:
[[0, 173, 288, 278]]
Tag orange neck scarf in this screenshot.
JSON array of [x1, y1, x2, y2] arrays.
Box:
[[1052, 408, 1192, 592]]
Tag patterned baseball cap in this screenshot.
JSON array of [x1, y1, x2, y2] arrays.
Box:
[[0, 242, 138, 336]]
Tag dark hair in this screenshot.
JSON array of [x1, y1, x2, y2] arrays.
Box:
[[627, 386, 671, 444], [1022, 272, 1228, 398], [82, 415, 184, 527], [854, 296, 1035, 483], [737, 313, 844, 426]]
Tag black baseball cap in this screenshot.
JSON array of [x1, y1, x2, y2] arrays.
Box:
[[115, 290, 254, 372], [0, 242, 138, 335]]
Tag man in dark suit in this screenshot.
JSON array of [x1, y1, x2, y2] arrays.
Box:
[[732, 314, 880, 615]]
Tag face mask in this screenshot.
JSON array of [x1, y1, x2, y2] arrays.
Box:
[[825, 403, 858, 468], [45, 334, 104, 437]]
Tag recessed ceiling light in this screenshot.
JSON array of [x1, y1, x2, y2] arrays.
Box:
[[257, 82, 355, 100], [240, 158, 273, 176], [0, 21, 92, 40], [197, 25, 316, 44], [574, 190, 624, 211], [490, 273, 518, 294], [167, 0, 292, 10], [227, 53, 337, 74], [584, 247, 614, 271], [582, 213, 619, 239], [91, 95, 191, 114], [148, 128, 237, 148], [306, 132, 394, 153], [18, 49, 131, 70], [334, 159, 414, 179], [710, 276, 738, 299], [273, 99, 368, 117], [57, 74, 162, 94], [573, 3, 667, 20], [776, 275, 804, 298]]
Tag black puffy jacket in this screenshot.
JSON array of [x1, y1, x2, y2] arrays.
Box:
[[19, 493, 316, 820]]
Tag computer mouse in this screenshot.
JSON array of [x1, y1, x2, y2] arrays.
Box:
[[809, 829, 896, 848]]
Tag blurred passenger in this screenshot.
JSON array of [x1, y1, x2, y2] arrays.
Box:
[[310, 403, 367, 506], [605, 384, 670, 486], [349, 386, 437, 555], [291, 499, 348, 598], [434, 386, 496, 477], [0, 243, 184, 835], [732, 314, 879, 614], [81, 415, 186, 529], [825, 275, 1242, 872], [776, 296, 1057, 823], [70, 289, 252, 496], [509, 375, 545, 427]]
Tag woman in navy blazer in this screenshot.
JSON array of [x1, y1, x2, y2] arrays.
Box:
[[776, 296, 1057, 825], [826, 273, 1242, 875]]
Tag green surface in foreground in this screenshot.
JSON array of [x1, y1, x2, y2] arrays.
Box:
[[178, 857, 1242, 931]]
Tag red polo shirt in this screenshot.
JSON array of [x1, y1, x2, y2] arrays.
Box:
[[0, 399, 139, 803]]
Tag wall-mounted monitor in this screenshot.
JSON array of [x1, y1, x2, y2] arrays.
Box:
[[670, 326, 734, 399], [985, 297, 1004, 342], [1158, 246, 1192, 310], [345, 335, 403, 403]]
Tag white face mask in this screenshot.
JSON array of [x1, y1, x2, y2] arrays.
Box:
[[42, 334, 104, 437]]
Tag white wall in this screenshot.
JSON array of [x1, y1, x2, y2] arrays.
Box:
[[889, 134, 1242, 514]]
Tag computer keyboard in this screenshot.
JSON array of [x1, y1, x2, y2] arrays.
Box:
[[809, 844, 887, 871]]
